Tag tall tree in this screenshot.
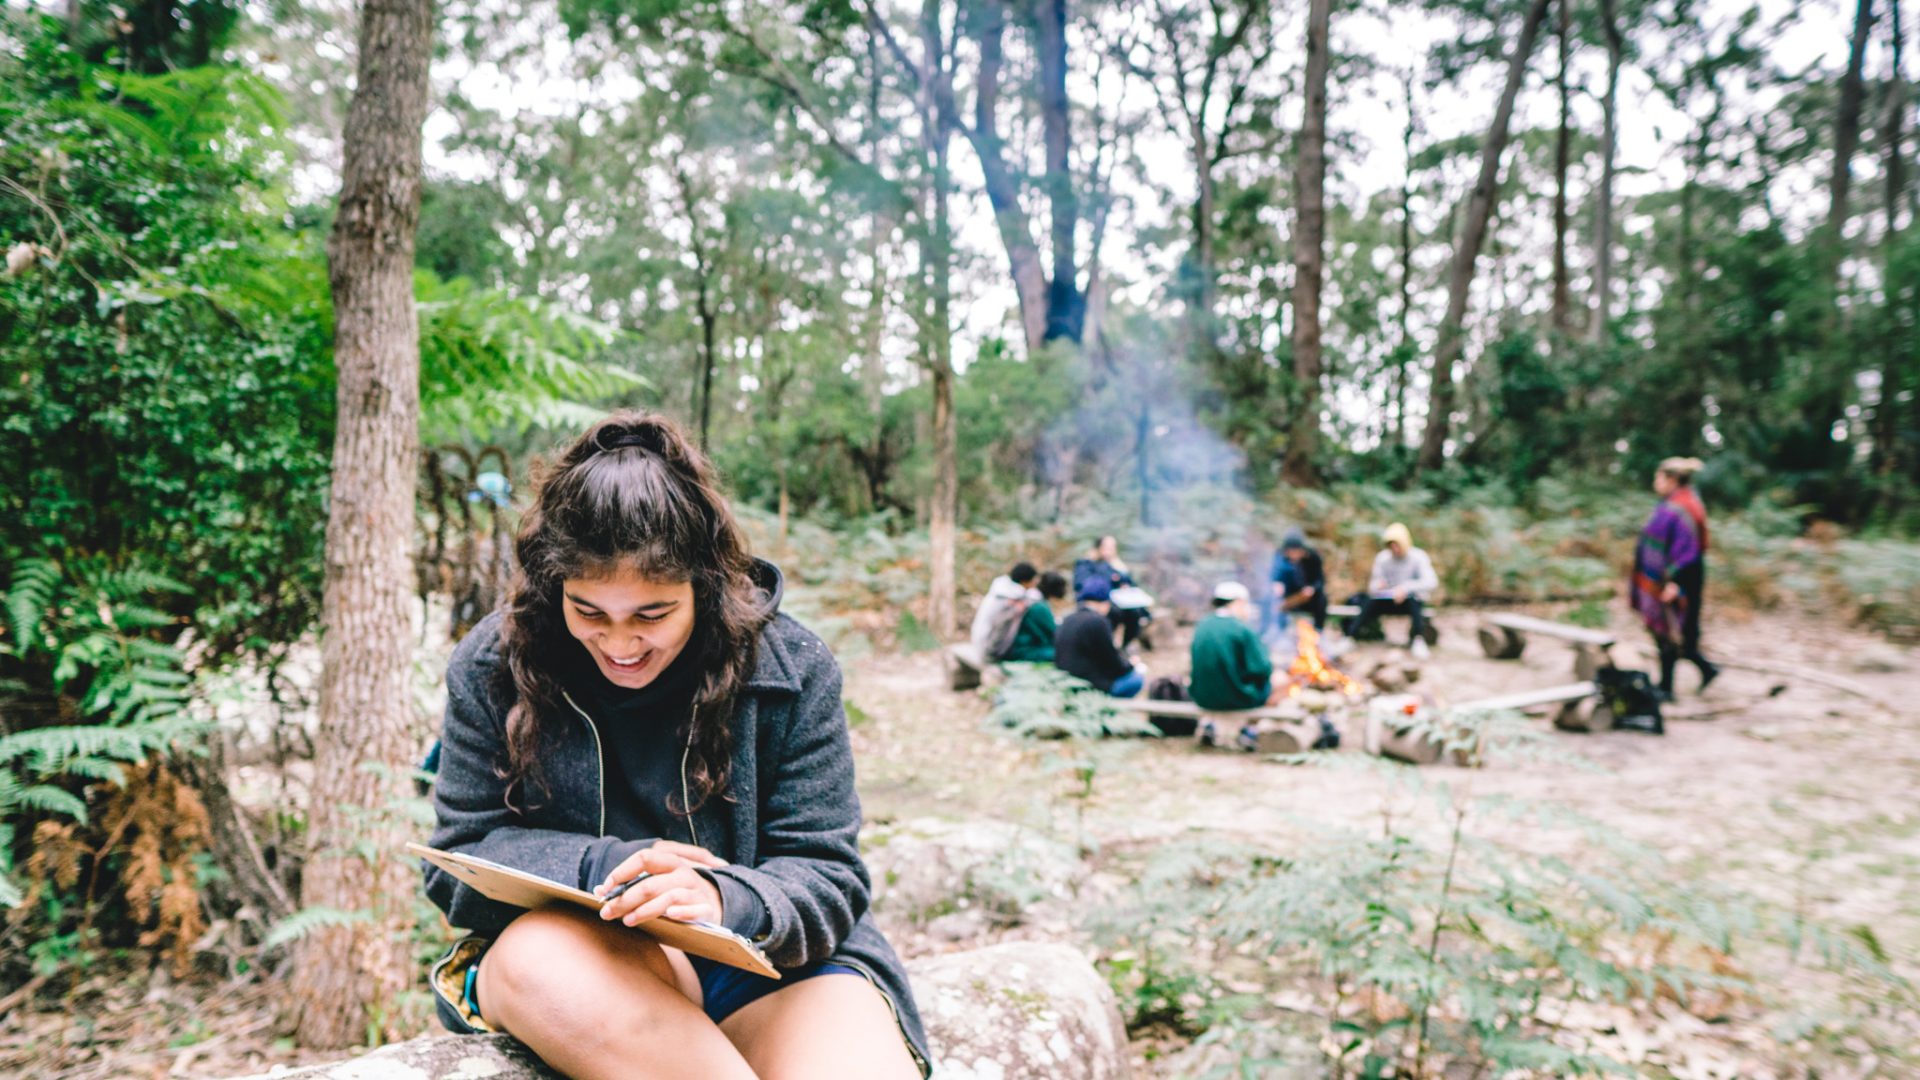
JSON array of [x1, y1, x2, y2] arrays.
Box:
[[1875, 0, 1909, 491], [290, 0, 433, 1050], [1551, 0, 1573, 337], [920, 0, 959, 637], [1416, 0, 1553, 471], [1591, 0, 1623, 340], [1827, 0, 1878, 288], [1283, 0, 1332, 487]]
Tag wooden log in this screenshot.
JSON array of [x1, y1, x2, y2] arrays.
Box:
[[1553, 695, 1612, 732], [1483, 612, 1615, 646], [1249, 717, 1321, 755], [1367, 713, 1446, 765], [946, 644, 985, 691], [1478, 624, 1527, 660], [1454, 681, 1598, 714]]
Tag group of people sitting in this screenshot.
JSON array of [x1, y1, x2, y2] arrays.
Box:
[[967, 522, 1443, 709]]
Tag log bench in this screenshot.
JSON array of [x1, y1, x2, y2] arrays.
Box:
[[944, 643, 997, 691], [1478, 613, 1614, 678], [1451, 679, 1611, 732], [1106, 697, 1322, 754]]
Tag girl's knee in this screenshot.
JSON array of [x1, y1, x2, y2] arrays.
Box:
[[482, 907, 676, 1032]]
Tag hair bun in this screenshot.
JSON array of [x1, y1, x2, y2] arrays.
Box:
[[595, 425, 668, 456]]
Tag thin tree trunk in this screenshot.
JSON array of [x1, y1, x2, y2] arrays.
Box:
[[1397, 69, 1417, 450], [1551, 0, 1573, 337], [1591, 0, 1622, 341], [963, 0, 1050, 354], [923, 0, 958, 639], [291, 0, 432, 1050], [1416, 0, 1552, 472], [1035, 0, 1082, 342], [697, 276, 717, 451], [1828, 0, 1878, 286], [1876, 0, 1908, 485], [1283, 0, 1332, 487]]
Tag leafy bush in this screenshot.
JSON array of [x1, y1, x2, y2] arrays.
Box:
[[985, 664, 1158, 740]]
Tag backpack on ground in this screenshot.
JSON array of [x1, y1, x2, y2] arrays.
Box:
[[1145, 676, 1196, 736], [1595, 666, 1664, 734]]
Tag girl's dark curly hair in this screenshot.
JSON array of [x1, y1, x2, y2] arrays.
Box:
[[498, 411, 771, 813]]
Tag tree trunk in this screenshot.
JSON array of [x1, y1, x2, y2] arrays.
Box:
[[1591, 0, 1622, 341], [923, 0, 958, 639], [291, 0, 433, 1050], [964, 0, 1051, 354], [1397, 70, 1417, 450], [1283, 0, 1332, 487], [1415, 0, 1551, 472], [1551, 0, 1573, 338], [697, 277, 717, 451], [1827, 0, 1878, 289], [1034, 0, 1082, 343], [1876, 0, 1908, 487]]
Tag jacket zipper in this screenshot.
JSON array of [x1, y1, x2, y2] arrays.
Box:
[[836, 957, 931, 1078], [560, 691, 607, 836]]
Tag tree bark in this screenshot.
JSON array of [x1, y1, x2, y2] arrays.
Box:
[[1282, 0, 1332, 487], [1415, 0, 1551, 472], [1827, 0, 1878, 288], [923, 0, 958, 639], [291, 0, 433, 1050], [1035, 0, 1083, 342], [1875, 0, 1908, 488], [1397, 69, 1417, 450], [963, 1, 1051, 354], [1551, 0, 1573, 338], [1591, 0, 1622, 341]]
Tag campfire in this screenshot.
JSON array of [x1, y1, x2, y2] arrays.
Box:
[[1285, 623, 1364, 698]]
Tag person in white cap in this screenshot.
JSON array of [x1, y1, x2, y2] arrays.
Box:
[[1188, 581, 1281, 710], [1347, 522, 1440, 657]]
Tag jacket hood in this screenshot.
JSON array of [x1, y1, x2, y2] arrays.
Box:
[[987, 575, 1030, 601], [750, 557, 786, 615]]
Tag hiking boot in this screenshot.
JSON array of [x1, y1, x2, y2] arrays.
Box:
[[1410, 639, 1431, 660], [1697, 660, 1721, 694]]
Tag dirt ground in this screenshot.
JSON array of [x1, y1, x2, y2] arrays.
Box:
[[843, 603, 1920, 1077], [4, 603, 1915, 1079]]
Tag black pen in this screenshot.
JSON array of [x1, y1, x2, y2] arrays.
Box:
[[599, 870, 653, 904]]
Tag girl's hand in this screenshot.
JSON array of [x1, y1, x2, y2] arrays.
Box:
[[1660, 582, 1681, 604], [593, 842, 728, 924]]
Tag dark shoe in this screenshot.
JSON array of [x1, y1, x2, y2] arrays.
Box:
[[1696, 661, 1720, 694], [1652, 686, 1675, 704]]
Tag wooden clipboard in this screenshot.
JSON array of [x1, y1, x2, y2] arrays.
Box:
[[409, 843, 779, 978]]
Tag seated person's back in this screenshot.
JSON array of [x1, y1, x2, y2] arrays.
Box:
[[1003, 571, 1068, 663], [1188, 582, 1276, 711], [1054, 579, 1140, 696]]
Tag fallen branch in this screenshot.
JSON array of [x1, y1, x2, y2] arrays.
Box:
[[1664, 684, 1790, 722], [1717, 660, 1888, 710], [0, 972, 50, 1019]]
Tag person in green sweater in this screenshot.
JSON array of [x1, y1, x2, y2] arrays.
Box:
[[1188, 581, 1280, 710], [1002, 571, 1067, 663]]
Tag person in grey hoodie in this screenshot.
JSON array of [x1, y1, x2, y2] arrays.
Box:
[[422, 412, 928, 1080]]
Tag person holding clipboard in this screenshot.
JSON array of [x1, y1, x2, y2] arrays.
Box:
[[421, 412, 928, 1080]]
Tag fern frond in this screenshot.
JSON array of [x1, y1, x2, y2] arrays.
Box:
[[263, 906, 373, 950]]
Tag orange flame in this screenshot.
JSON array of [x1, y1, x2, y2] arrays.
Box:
[[1285, 623, 1364, 697]]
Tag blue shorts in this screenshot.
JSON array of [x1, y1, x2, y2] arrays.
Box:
[[458, 948, 861, 1028], [690, 954, 863, 1024]]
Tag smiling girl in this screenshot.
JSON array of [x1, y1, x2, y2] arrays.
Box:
[[421, 413, 928, 1079]]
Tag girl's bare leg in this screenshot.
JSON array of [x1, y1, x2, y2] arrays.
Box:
[[476, 906, 756, 1080], [721, 972, 921, 1080]]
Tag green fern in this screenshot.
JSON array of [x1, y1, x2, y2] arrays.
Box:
[[262, 906, 374, 950], [986, 663, 1158, 739], [4, 557, 59, 652]]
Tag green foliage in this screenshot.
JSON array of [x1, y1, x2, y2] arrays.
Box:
[[261, 906, 374, 951], [985, 664, 1159, 740]]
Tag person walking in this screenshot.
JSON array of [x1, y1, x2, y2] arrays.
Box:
[[1630, 456, 1720, 700]]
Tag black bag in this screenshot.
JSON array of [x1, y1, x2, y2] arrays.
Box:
[[1146, 676, 1196, 736], [1595, 666, 1664, 734]]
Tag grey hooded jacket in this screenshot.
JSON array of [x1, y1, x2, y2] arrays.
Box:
[[422, 574, 929, 1075]]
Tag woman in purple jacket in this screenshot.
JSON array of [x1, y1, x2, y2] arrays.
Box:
[[1630, 457, 1721, 699]]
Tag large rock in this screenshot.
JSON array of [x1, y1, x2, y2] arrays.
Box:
[[863, 818, 1083, 930], [912, 941, 1131, 1080], [231, 941, 1130, 1080]]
